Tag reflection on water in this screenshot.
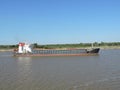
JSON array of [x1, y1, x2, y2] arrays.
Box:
[[18, 57, 32, 60], [17, 57, 32, 71], [17, 57, 32, 76], [0, 50, 120, 90]]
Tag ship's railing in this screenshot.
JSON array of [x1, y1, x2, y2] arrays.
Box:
[[32, 49, 87, 54]]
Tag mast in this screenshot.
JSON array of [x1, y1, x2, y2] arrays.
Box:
[[92, 43, 94, 48]]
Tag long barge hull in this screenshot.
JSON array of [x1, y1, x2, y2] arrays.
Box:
[[14, 53, 99, 57], [14, 48, 100, 57]]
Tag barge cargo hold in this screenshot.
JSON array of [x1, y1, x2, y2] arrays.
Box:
[[14, 43, 100, 57]]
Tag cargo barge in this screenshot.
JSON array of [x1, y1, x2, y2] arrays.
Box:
[[14, 42, 100, 57]]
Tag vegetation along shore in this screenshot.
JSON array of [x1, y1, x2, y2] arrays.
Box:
[[0, 42, 120, 51]]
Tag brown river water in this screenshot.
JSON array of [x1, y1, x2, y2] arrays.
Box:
[[0, 49, 120, 90]]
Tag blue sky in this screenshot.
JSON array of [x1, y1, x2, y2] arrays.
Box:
[[0, 0, 120, 45]]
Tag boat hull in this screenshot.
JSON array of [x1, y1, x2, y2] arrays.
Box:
[[14, 48, 100, 57]]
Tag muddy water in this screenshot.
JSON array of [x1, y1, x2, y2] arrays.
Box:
[[0, 49, 120, 90]]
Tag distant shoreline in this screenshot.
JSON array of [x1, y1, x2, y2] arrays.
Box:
[[0, 49, 13, 52], [0, 46, 120, 52], [99, 46, 120, 49]]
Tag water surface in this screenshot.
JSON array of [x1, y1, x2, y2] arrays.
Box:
[[0, 49, 120, 90]]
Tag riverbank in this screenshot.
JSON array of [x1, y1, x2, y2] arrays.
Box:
[[100, 46, 120, 49], [0, 49, 13, 52], [0, 46, 120, 52]]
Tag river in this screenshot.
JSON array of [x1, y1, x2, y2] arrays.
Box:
[[0, 49, 120, 90]]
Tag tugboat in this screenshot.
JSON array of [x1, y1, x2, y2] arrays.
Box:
[[14, 42, 100, 57]]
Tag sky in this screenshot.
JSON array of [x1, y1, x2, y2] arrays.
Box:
[[0, 0, 120, 45]]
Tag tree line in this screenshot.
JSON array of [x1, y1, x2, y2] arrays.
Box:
[[0, 42, 120, 49], [33, 42, 120, 49]]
